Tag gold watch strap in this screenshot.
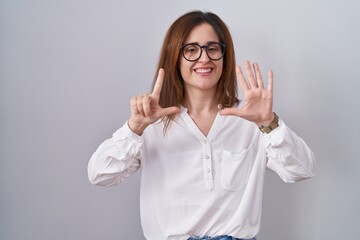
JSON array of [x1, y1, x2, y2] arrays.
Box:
[[259, 112, 279, 134]]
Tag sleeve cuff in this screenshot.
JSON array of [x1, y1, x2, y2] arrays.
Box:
[[261, 119, 288, 144], [113, 121, 144, 144]]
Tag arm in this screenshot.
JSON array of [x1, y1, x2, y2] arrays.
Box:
[[88, 68, 179, 186], [87, 122, 143, 187], [220, 61, 316, 182], [263, 119, 316, 182]]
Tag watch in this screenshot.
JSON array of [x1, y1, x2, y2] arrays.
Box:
[[259, 112, 279, 134]]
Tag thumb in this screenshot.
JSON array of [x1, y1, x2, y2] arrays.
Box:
[[158, 106, 181, 117], [219, 107, 242, 117]]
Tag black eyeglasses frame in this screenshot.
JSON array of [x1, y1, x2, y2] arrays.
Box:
[[180, 42, 226, 62]]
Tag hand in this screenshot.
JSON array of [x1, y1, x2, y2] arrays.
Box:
[[220, 60, 274, 126], [128, 68, 180, 135]]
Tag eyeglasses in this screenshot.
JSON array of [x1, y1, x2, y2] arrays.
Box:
[[180, 42, 226, 62]]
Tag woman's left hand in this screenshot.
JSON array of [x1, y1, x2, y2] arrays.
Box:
[[220, 60, 275, 126]]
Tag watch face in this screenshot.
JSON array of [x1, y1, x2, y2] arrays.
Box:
[[259, 112, 279, 134], [261, 127, 271, 134]]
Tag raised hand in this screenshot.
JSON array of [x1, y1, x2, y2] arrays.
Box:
[[128, 68, 180, 135], [219, 61, 274, 126]]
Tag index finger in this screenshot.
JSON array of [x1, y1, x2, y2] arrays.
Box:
[[152, 68, 165, 96], [267, 69, 273, 93]]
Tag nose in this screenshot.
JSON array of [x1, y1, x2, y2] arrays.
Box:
[[198, 47, 210, 63]]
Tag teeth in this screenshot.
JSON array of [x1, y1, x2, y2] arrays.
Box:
[[195, 68, 211, 73]]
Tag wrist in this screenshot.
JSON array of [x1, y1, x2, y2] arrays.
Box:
[[256, 112, 275, 127], [128, 119, 148, 136], [258, 112, 279, 134]]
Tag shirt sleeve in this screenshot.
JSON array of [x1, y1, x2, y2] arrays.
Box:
[[263, 119, 316, 183], [87, 122, 143, 187]]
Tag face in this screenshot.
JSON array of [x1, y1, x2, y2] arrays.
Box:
[[179, 23, 223, 94]]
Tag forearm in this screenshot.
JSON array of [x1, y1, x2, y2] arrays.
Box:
[[88, 122, 143, 186], [264, 119, 316, 183]]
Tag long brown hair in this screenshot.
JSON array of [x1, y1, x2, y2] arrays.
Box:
[[153, 11, 239, 132]]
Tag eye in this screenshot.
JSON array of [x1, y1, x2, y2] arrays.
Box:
[[207, 44, 220, 52], [184, 45, 199, 54]]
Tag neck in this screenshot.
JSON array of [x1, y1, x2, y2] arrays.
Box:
[[183, 89, 218, 115]]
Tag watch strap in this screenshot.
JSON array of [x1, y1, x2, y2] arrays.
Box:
[[259, 112, 279, 134]]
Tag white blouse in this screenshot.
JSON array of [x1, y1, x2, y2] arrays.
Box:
[[88, 106, 315, 240]]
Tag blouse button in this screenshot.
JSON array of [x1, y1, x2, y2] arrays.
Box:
[[205, 154, 210, 159]]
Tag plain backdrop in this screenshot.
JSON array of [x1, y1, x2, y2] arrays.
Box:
[[1, 0, 359, 239]]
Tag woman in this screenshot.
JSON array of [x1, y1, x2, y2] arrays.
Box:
[[88, 11, 315, 240]]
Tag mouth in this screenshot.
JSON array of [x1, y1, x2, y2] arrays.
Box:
[[194, 67, 213, 74]]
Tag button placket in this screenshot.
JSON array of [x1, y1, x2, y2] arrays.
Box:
[[202, 138, 214, 190]]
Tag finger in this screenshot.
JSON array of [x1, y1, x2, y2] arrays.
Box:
[[267, 69, 273, 93], [236, 65, 250, 91], [254, 63, 264, 88], [136, 95, 146, 117], [142, 94, 152, 117], [130, 96, 139, 114], [219, 107, 244, 117], [157, 106, 180, 118], [219, 107, 237, 116], [244, 60, 257, 88], [152, 68, 165, 97]]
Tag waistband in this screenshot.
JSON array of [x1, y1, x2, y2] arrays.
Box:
[[188, 236, 256, 240]]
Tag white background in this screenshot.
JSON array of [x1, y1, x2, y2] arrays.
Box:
[[1, 0, 359, 239]]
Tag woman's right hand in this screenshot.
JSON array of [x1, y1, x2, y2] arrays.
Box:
[[128, 68, 180, 135]]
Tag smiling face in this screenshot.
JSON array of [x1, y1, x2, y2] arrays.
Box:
[[179, 23, 223, 95]]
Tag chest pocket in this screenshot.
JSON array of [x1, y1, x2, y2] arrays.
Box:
[[221, 144, 255, 191]]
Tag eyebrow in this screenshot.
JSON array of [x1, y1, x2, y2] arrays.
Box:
[[183, 41, 220, 46]]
